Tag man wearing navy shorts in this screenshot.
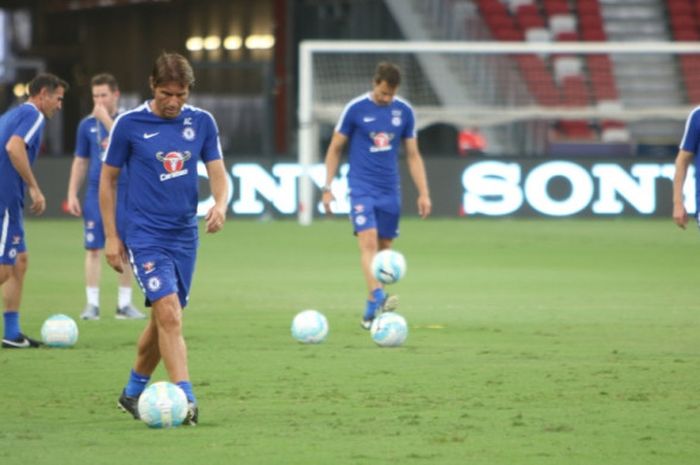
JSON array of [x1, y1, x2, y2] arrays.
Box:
[[321, 62, 432, 329], [67, 73, 144, 321], [101, 53, 228, 425], [1, 73, 68, 348]]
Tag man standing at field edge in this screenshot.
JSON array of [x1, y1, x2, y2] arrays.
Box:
[[322, 61, 431, 329], [674, 107, 700, 228], [1, 73, 68, 349], [67, 73, 145, 321], [101, 52, 228, 425]]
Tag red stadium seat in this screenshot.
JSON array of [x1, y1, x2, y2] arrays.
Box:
[[561, 75, 590, 106], [577, 0, 601, 16], [544, 0, 570, 15], [668, 0, 694, 16], [555, 31, 579, 41], [557, 120, 596, 139], [517, 11, 546, 29], [674, 28, 700, 40], [581, 28, 607, 41]]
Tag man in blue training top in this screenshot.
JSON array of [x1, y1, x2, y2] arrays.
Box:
[[321, 61, 432, 329], [0, 73, 68, 348], [674, 105, 700, 229], [101, 52, 228, 426], [67, 73, 144, 321]]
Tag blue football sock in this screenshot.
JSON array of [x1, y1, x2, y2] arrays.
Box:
[[176, 381, 197, 403], [3, 311, 20, 340], [372, 287, 386, 305], [124, 369, 150, 397], [363, 299, 378, 321]]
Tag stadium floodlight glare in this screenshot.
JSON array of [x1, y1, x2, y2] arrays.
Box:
[[245, 34, 274, 50], [12, 83, 26, 98], [223, 35, 242, 50], [186, 36, 203, 52], [297, 40, 700, 225], [204, 35, 221, 51]]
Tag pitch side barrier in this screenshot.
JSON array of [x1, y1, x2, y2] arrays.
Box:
[[33, 157, 689, 219]]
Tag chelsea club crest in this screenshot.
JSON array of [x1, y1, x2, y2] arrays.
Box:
[[182, 126, 195, 141]]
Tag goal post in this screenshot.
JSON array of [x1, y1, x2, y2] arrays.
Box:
[[297, 40, 700, 225]]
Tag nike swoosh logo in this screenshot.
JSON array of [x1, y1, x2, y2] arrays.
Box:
[[143, 132, 160, 139], [3, 338, 30, 348], [363, 117, 376, 123]]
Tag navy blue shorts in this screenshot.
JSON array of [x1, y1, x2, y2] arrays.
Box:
[[349, 191, 401, 239], [128, 245, 196, 309], [0, 203, 26, 265]]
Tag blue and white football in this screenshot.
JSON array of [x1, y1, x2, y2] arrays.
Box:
[[291, 309, 329, 344], [370, 312, 408, 347], [137, 381, 188, 428], [371, 250, 407, 284], [41, 314, 79, 347]]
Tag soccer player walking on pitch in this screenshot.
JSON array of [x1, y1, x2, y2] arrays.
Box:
[[321, 62, 432, 329], [67, 73, 145, 321], [101, 53, 228, 425], [1, 73, 68, 349]]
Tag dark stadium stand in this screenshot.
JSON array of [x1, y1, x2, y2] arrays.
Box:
[[666, 0, 700, 102], [475, 0, 625, 141]]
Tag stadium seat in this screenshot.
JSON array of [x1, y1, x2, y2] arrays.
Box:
[[556, 120, 596, 139], [674, 28, 700, 40], [543, 0, 570, 15], [474, 0, 626, 141], [581, 27, 607, 41], [577, 0, 601, 16], [561, 75, 590, 106], [516, 9, 547, 29]]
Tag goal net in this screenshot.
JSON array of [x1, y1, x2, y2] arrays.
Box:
[[297, 40, 700, 224]]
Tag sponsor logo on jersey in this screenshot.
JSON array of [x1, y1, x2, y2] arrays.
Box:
[[369, 132, 394, 153], [155, 151, 192, 181], [363, 116, 376, 123], [11, 235, 21, 245], [142, 261, 156, 274], [86, 221, 95, 229]]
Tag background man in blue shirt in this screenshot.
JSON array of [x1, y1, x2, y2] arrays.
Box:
[[101, 53, 228, 425], [321, 62, 432, 329], [67, 73, 144, 321], [1, 73, 68, 348]]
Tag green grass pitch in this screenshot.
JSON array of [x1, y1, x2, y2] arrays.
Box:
[[1, 218, 698, 464]]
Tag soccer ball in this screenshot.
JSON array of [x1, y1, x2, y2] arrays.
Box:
[[137, 381, 188, 428], [371, 250, 407, 284], [291, 309, 329, 344], [40, 314, 79, 347], [370, 312, 408, 347]]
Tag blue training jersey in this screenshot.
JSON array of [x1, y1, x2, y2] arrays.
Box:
[[679, 105, 700, 210], [0, 102, 45, 205], [74, 113, 128, 190], [335, 92, 416, 195], [104, 101, 222, 246]]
